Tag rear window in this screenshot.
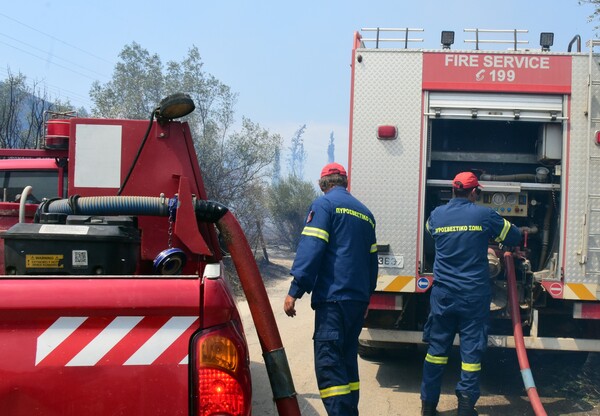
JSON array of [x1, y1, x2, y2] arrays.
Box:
[[0, 170, 65, 203]]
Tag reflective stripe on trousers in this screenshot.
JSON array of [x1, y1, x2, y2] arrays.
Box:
[[420, 285, 489, 405], [314, 301, 367, 416]]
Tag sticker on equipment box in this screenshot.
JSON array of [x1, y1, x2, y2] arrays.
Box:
[[378, 254, 404, 268], [39, 224, 89, 235], [26, 254, 64, 269], [72, 250, 88, 267]]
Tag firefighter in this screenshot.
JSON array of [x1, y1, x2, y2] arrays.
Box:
[[283, 162, 378, 416], [420, 171, 521, 416]]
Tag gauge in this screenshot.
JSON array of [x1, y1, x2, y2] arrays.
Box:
[[492, 193, 506, 205], [506, 194, 518, 205]]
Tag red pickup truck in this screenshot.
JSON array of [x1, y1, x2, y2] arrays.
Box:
[[0, 94, 298, 416]]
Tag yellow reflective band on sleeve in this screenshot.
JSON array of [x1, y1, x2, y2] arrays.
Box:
[[320, 384, 351, 399], [425, 353, 448, 365], [301, 226, 329, 243], [370, 243, 378, 253], [461, 362, 481, 372], [495, 219, 511, 243], [349, 381, 360, 391]]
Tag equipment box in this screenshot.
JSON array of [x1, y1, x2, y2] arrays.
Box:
[[2, 215, 140, 275]]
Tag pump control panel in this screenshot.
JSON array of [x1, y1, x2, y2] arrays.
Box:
[[477, 192, 528, 217]]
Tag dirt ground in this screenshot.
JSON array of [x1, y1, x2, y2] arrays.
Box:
[[232, 246, 600, 415]]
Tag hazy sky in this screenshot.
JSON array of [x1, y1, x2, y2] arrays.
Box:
[[1, 1, 597, 183]]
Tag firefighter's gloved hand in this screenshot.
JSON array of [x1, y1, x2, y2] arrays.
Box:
[[284, 295, 297, 318]]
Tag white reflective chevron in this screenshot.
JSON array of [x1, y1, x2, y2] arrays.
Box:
[[36, 317, 88, 365], [124, 316, 197, 365], [66, 316, 144, 366]]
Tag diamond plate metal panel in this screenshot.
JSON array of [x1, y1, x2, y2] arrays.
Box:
[[563, 53, 600, 286], [350, 50, 423, 283]]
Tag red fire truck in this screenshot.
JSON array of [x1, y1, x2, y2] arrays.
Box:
[[0, 94, 299, 416], [349, 28, 600, 357]]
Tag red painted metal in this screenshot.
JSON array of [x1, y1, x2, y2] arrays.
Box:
[[67, 118, 218, 273], [368, 292, 403, 310], [0, 278, 203, 415], [0, 114, 266, 415], [574, 302, 600, 319], [422, 52, 572, 93]]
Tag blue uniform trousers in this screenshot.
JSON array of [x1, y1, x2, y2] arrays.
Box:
[[313, 301, 367, 416], [421, 285, 490, 405]]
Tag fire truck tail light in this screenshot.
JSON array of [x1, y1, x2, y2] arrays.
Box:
[[199, 334, 238, 371], [197, 368, 245, 415], [377, 125, 398, 140], [595, 130, 600, 145], [191, 323, 251, 416]]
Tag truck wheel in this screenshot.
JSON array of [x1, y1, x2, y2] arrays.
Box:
[[358, 343, 419, 360], [358, 344, 387, 359]]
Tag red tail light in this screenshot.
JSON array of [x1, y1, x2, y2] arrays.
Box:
[[191, 322, 251, 416]]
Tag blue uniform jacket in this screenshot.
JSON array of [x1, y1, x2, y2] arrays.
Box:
[[426, 197, 522, 296], [289, 186, 378, 307]]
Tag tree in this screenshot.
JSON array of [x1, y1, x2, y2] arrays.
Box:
[[200, 117, 281, 208], [287, 124, 307, 178], [327, 131, 335, 163], [266, 124, 319, 249], [267, 175, 319, 250], [90, 43, 282, 248], [0, 69, 70, 150], [0, 71, 28, 149], [90, 42, 164, 119], [580, 0, 600, 29], [272, 146, 281, 185]]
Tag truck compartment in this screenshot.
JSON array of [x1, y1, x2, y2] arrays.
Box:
[[2, 215, 140, 275], [422, 117, 562, 277]]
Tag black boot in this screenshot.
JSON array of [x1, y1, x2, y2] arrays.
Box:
[[421, 400, 438, 416], [456, 392, 478, 416]]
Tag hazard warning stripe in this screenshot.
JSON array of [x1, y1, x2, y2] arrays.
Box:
[[67, 317, 144, 367], [95, 316, 171, 366], [125, 316, 197, 365], [383, 276, 415, 292], [36, 316, 198, 367], [564, 283, 597, 301], [36, 317, 87, 365]]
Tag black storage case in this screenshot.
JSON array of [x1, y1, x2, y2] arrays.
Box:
[[2, 215, 140, 275]]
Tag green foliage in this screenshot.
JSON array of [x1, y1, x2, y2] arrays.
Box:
[[580, 0, 600, 30], [267, 175, 318, 251], [200, 117, 281, 208], [90, 42, 164, 119], [89, 43, 282, 246]]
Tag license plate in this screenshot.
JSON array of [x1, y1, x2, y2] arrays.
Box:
[[378, 254, 404, 268]]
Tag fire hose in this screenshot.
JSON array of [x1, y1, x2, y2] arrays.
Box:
[[217, 211, 301, 416], [39, 196, 302, 416], [503, 251, 547, 416]]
